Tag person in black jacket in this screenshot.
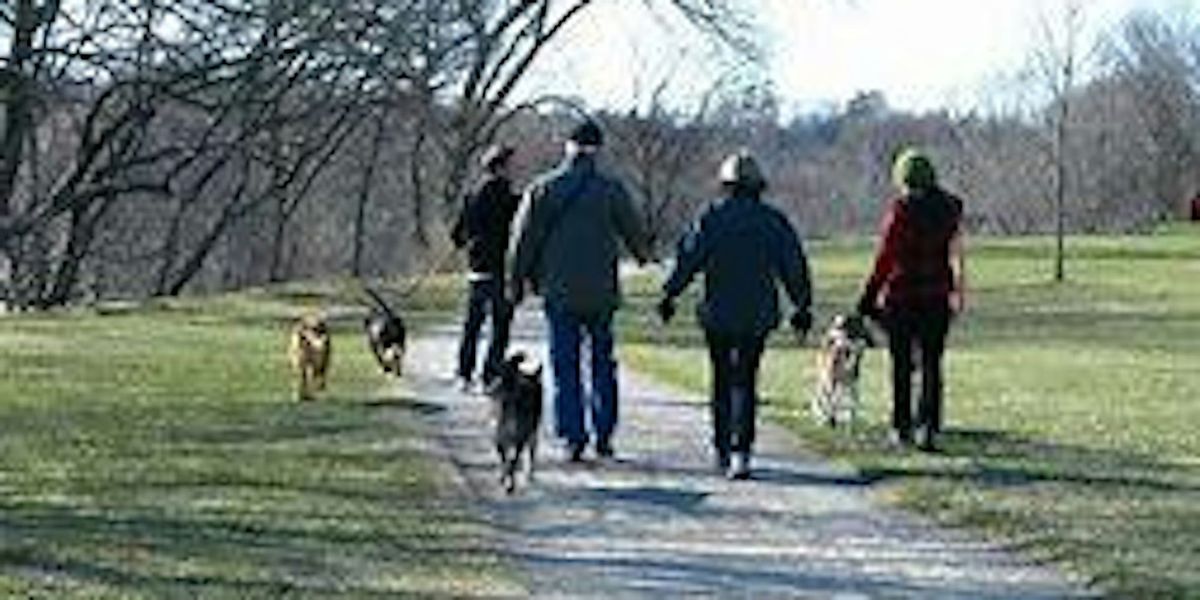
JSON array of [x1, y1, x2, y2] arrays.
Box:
[[452, 144, 521, 390], [659, 152, 813, 479]]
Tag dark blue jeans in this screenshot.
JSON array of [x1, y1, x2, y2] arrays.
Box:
[[457, 278, 512, 383], [705, 331, 766, 456], [545, 303, 618, 447]]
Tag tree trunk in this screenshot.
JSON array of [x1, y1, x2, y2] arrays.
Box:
[[268, 192, 288, 283], [1054, 89, 1070, 283], [409, 128, 429, 247], [352, 110, 387, 277], [42, 196, 113, 308], [0, 0, 37, 217]]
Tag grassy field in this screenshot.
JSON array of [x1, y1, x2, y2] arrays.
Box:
[[0, 281, 518, 599], [619, 225, 1200, 598]]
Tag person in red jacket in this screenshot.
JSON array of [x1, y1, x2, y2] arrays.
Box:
[[858, 149, 966, 452]]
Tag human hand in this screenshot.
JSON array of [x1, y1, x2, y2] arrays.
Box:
[[856, 290, 881, 321], [789, 310, 812, 340], [657, 297, 676, 324], [508, 280, 526, 307], [949, 290, 966, 316]]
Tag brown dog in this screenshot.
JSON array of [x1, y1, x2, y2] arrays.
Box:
[[290, 313, 331, 401], [812, 313, 874, 427]]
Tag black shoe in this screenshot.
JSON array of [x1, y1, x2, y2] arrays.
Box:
[[915, 426, 938, 452], [596, 440, 615, 459], [888, 428, 913, 448], [715, 451, 731, 474], [566, 442, 586, 463]]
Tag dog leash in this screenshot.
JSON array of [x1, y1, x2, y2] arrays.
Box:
[[360, 243, 462, 307]]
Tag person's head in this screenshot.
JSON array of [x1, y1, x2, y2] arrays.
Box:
[[480, 144, 514, 175], [718, 151, 768, 199], [565, 119, 603, 157], [891, 147, 937, 193]]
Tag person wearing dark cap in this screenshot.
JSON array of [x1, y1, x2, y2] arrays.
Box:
[[658, 151, 813, 480], [857, 148, 966, 452], [509, 119, 652, 462], [452, 144, 520, 390]]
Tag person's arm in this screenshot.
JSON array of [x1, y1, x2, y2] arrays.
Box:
[[508, 182, 550, 301], [775, 214, 813, 322], [450, 194, 470, 249], [612, 182, 653, 264], [662, 208, 711, 301], [949, 224, 966, 315], [859, 200, 902, 315]]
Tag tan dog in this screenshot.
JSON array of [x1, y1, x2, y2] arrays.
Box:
[[290, 313, 331, 401], [812, 313, 874, 427]]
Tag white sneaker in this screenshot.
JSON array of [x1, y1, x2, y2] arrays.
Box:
[[727, 452, 751, 480]]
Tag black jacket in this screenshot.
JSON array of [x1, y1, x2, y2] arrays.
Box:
[[663, 195, 812, 337], [452, 175, 520, 275]]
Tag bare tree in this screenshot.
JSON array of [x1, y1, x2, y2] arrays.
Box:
[[1031, 0, 1087, 282]]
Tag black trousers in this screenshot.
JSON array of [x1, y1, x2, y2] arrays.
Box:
[[885, 306, 951, 436], [705, 331, 767, 455], [457, 277, 512, 383]]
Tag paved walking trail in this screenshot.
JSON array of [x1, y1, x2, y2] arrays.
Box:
[[407, 309, 1090, 599]]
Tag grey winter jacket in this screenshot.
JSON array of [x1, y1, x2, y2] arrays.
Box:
[[510, 153, 650, 315], [663, 195, 812, 337]]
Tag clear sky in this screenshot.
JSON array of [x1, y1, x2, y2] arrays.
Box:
[[520, 0, 1196, 117]]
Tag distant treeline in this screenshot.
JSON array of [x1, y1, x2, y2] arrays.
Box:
[[2, 2, 1195, 307]]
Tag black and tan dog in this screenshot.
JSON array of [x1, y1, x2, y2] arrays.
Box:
[[812, 313, 875, 427], [489, 353, 543, 495], [363, 287, 407, 377], [290, 312, 331, 401]]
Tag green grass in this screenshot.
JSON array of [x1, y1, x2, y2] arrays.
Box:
[[620, 225, 1200, 598], [0, 281, 519, 598]]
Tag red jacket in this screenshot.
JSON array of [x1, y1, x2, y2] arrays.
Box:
[[865, 189, 963, 310]]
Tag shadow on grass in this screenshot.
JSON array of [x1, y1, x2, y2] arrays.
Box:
[[361, 395, 447, 415], [0, 395, 503, 598], [856, 428, 1200, 493]]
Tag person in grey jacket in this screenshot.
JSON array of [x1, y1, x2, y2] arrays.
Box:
[[509, 120, 651, 462], [659, 151, 813, 479]]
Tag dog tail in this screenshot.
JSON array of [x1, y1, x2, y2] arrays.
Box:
[[363, 286, 399, 321]]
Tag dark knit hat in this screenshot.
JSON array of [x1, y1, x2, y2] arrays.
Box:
[[892, 148, 937, 191], [568, 120, 604, 147], [480, 144, 514, 171]]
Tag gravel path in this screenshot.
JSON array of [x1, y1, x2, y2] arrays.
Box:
[[409, 308, 1091, 599]]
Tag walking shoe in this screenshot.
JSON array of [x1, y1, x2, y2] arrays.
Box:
[[715, 450, 731, 474], [596, 439, 615, 460], [457, 377, 474, 393], [566, 442, 586, 463], [915, 426, 938, 453], [727, 452, 751, 480], [887, 428, 913, 449]]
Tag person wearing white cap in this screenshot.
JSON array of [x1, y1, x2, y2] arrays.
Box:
[[659, 151, 813, 479]]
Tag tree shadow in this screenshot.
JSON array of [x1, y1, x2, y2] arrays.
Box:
[[0, 394, 504, 597], [858, 428, 1200, 493], [360, 394, 447, 416]]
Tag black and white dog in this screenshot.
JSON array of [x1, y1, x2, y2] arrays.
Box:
[[363, 287, 407, 377], [489, 353, 543, 495]]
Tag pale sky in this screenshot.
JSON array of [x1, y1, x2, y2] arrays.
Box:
[[520, 0, 1197, 117]]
